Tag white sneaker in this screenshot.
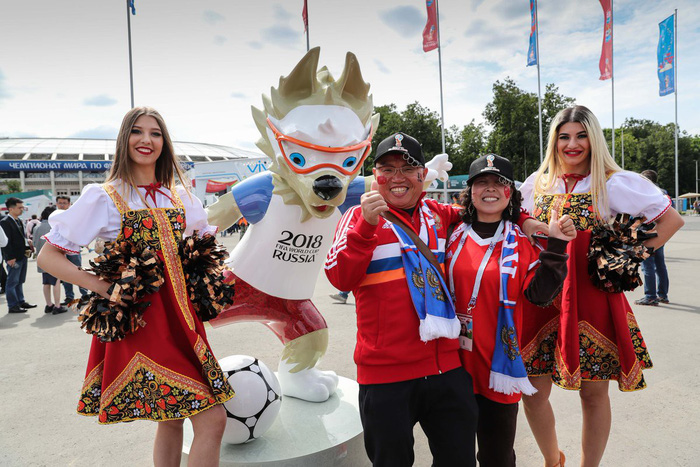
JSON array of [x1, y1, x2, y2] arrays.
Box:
[[329, 293, 347, 304]]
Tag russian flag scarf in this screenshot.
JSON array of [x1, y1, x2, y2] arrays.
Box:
[[389, 201, 460, 342]]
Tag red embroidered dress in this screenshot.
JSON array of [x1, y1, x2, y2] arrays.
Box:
[[519, 171, 671, 391], [45, 183, 234, 423]]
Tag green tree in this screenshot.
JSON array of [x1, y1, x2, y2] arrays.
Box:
[[366, 102, 459, 172], [483, 78, 575, 181], [451, 120, 486, 175], [1, 180, 21, 195]]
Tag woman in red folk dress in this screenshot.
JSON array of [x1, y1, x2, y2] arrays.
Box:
[[38, 107, 235, 467], [519, 105, 684, 467]]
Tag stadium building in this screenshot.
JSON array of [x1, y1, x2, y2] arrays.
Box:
[[0, 137, 269, 198]]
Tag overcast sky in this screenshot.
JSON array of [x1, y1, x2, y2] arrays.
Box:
[[0, 0, 697, 152]]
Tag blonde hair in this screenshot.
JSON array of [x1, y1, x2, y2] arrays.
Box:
[[106, 106, 190, 199], [533, 105, 621, 220]]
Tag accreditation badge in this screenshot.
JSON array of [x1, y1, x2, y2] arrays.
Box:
[[457, 312, 473, 351]]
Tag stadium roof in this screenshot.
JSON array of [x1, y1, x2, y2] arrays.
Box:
[[0, 138, 265, 163]]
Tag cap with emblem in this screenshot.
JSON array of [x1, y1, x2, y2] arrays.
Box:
[[467, 153, 514, 185], [374, 132, 425, 167]]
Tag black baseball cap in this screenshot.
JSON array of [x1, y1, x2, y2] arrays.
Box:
[[468, 154, 514, 185], [374, 132, 425, 167]]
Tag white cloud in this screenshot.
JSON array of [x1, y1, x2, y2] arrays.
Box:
[[83, 95, 117, 107], [203, 10, 225, 25], [70, 125, 118, 139], [379, 6, 424, 39]]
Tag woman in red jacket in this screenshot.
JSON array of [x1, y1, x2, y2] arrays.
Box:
[[446, 154, 576, 467]]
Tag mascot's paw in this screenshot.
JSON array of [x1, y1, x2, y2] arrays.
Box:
[[277, 360, 339, 403], [425, 153, 452, 185]]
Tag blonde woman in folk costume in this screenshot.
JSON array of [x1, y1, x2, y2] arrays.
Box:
[[518, 105, 684, 467], [38, 107, 235, 467]]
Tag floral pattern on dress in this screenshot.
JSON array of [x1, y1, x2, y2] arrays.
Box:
[[118, 208, 185, 251], [522, 317, 559, 376], [534, 193, 598, 231], [540, 314, 652, 392], [77, 350, 234, 424]]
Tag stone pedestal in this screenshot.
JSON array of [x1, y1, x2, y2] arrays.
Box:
[[181, 376, 369, 466]]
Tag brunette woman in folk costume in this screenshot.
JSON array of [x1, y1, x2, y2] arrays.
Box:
[[38, 107, 235, 467], [518, 106, 684, 467]]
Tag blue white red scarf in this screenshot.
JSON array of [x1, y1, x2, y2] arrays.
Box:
[[489, 221, 537, 395], [389, 201, 460, 342]]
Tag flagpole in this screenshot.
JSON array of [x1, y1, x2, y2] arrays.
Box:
[[535, 0, 543, 163], [621, 125, 625, 169], [126, 0, 135, 108], [305, 1, 310, 52], [435, 0, 447, 202], [611, 0, 615, 162], [674, 9, 679, 208]]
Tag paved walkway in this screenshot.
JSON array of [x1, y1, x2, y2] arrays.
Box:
[[1, 217, 698, 466]]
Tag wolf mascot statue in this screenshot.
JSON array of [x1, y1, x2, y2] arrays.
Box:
[[207, 47, 450, 402]]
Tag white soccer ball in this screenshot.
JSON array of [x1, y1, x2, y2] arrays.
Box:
[[219, 355, 282, 444]]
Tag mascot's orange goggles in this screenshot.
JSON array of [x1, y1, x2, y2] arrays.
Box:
[[267, 118, 372, 175]]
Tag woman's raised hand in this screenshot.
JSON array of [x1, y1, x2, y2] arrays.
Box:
[[548, 210, 577, 242]]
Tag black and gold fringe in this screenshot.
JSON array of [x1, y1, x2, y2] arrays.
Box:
[[179, 232, 235, 322], [588, 214, 657, 293], [78, 241, 164, 342]]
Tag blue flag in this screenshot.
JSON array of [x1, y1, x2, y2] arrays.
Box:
[[129, 0, 136, 15], [527, 0, 538, 66], [657, 15, 674, 96]]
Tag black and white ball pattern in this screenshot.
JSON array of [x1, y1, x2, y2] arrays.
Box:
[[219, 355, 282, 444]]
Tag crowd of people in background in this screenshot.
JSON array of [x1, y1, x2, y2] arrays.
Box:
[[0, 196, 94, 315]]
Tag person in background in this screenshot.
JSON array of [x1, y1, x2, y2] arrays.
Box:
[[1, 197, 37, 314], [26, 214, 41, 240], [635, 169, 671, 306], [32, 205, 68, 315], [55, 195, 90, 306], [0, 219, 7, 294], [329, 290, 350, 304], [519, 105, 684, 467]]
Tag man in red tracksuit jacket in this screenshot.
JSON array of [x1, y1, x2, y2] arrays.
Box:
[[325, 132, 478, 467]]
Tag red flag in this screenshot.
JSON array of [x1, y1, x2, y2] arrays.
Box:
[[598, 0, 613, 80], [422, 0, 438, 52], [302, 0, 308, 32]]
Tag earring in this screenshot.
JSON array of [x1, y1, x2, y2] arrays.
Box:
[[468, 203, 474, 216], [508, 200, 513, 217]]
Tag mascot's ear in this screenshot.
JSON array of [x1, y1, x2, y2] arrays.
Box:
[[334, 52, 370, 103], [277, 46, 320, 100]]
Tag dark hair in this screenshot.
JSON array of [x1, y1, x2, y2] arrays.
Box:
[[40, 205, 57, 221], [458, 185, 523, 224], [641, 169, 658, 184], [56, 195, 70, 202], [5, 197, 22, 208], [31, 214, 37, 219]]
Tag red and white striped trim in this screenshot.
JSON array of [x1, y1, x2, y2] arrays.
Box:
[[648, 199, 672, 223], [42, 235, 80, 254]]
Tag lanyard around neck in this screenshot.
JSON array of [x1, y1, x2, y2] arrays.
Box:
[[448, 220, 504, 312]]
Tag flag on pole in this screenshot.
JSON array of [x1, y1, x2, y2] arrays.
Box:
[[302, 0, 308, 32], [129, 0, 136, 15], [423, 0, 438, 52], [527, 0, 538, 66], [657, 14, 675, 96], [598, 0, 612, 80]]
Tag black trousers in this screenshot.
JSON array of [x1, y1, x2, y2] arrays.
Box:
[[359, 367, 478, 467], [475, 394, 519, 467]]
